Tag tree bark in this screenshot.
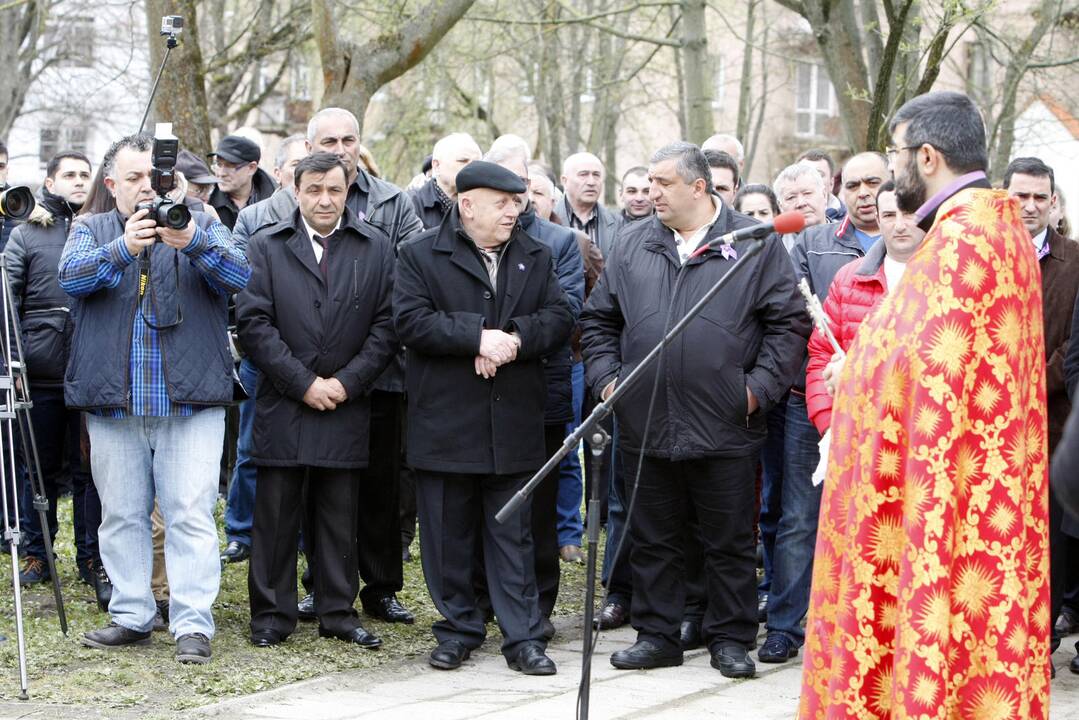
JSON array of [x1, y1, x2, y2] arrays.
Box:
[[312, 0, 477, 136], [735, 0, 758, 144], [144, 0, 212, 155], [680, 0, 714, 144], [0, 0, 48, 139]]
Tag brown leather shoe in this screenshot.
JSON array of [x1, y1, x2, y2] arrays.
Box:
[[594, 601, 629, 630]]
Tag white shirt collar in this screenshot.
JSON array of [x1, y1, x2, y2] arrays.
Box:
[[302, 216, 342, 262], [1032, 227, 1048, 252], [671, 197, 723, 263]]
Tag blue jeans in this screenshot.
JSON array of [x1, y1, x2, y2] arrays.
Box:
[[555, 362, 585, 547], [764, 393, 822, 645], [758, 394, 788, 594], [225, 359, 259, 546], [87, 408, 225, 638]]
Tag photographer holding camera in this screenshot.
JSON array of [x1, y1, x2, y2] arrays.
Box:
[[58, 133, 250, 665]]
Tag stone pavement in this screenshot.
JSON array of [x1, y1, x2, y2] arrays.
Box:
[[194, 620, 1079, 720]]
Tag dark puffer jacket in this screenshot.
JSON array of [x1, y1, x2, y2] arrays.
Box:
[[5, 190, 79, 387]]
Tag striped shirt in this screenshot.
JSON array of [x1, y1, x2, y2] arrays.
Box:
[[60, 220, 250, 417]]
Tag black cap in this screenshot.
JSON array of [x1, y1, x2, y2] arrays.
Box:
[[455, 161, 527, 194], [176, 150, 219, 185], [208, 135, 261, 165]]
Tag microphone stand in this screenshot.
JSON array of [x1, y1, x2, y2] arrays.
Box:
[[495, 234, 769, 720]]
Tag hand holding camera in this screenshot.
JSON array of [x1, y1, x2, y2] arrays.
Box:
[[123, 208, 159, 257]]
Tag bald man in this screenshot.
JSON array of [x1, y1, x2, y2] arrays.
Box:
[[558, 152, 622, 257], [410, 133, 483, 230], [701, 134, 745, 171]]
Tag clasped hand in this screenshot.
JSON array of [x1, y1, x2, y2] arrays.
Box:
[[822, 352, 846, 397], [303, 377, 348, 411], [474, 329, 521, 379]]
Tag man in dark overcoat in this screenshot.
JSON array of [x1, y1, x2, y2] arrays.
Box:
[[236, 152, 398, 648], [393, 161, 574, 674]]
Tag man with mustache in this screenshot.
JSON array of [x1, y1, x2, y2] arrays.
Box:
[[801, 91, 1050, 718]]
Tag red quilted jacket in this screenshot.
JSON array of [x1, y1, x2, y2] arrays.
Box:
[[805, 242, 888, 434]]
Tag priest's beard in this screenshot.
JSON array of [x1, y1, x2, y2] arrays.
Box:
[[894, 153, 927, 214]]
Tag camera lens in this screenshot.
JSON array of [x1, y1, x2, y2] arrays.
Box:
[[0, 186, 36, 221], [163, 202, 191, 230]]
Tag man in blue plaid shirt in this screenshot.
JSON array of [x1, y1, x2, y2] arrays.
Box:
[[59, 133, 250, 664]]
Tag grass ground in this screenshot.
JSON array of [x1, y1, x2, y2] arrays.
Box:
[[0, 495, 597, 716]]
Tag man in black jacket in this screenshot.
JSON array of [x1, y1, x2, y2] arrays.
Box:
[[236, 152, 398, 648], [301, 108, 422, 625], [394, 161, 573, 675], [581, 142, 809, 678], [6, 150, 111, 605]]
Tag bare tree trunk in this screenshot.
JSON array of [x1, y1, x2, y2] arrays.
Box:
[[144, 0, 212, 154], [668, 4, 687, 139], [680, 0, 714, 144], [0, 0, 49, 139], [735, 0, 758, 143], [743, 24, 769, 177], [987, 0, 1061, 180], [312, 0, 476, 136]]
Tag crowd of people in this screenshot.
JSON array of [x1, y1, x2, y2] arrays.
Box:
[[0, 88, 1076, 715]]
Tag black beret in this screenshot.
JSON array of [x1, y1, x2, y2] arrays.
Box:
[[455, 161, 527, 194]]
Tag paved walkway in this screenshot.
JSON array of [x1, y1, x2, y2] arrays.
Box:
[[195, 621, 1079, 720]]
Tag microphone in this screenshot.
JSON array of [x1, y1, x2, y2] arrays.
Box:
[[689, 210, 806, 259]]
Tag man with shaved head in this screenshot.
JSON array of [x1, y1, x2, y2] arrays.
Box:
[[409, 132, 482, 229], [701, 133, 745, 171], [395, 160, 573, 674], [559, 152, 621, 257], [299, 107, 422, 628]]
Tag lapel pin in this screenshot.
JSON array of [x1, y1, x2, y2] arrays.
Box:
[[518, 263, 526, 271]]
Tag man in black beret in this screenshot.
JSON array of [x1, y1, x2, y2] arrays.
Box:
[[208, 135, 277, 230], [394, 160, 575, 674]]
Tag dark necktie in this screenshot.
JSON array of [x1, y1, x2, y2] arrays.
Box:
[[314, 233, 329, 277]]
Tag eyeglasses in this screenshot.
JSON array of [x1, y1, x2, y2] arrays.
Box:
[[210, 159, 252, 173], [885, 143, 949, 161]]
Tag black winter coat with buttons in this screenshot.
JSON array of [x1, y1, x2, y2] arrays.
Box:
[[235, 207, 398, 469], [393, 207, 575, 475]]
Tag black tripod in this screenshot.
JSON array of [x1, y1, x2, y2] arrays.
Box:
[[496, 234, 769, 719], [0, 252, 68, 699]]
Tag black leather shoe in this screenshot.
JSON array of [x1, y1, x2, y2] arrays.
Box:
[[594, 601, 629, 630], [757, 633, 798, 663], [153, 598, 170, 631], [429, 639, 470, 670], [610, 640, 683, 670], [297, 593, 317, 621], [176, 633, 212, 664], [757, 593, 769, 624], [508, 643, 557, 675], [251, 629, 286, 648], [680, 620, 703, 650], [1070, 654, 1079, 675], [220, 540, 250, 564], [318, 624, 382, 649], [82, 622, 152, 649], [710, 643, 756, 678], [1056, 610, 1079, 636], [363, 594, 415, 624]]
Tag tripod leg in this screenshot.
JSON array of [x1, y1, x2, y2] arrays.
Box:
[[7, 544, 30, 699], [2, 420, 30, 698], [15, 408, 67, 634]]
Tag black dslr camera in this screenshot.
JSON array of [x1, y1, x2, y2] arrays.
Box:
[[135, 135, 192, 231], [0, 186, 35, 221]]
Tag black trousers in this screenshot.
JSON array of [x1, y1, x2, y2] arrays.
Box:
[[356, 390, 405, 602], [416, 469, 544, 658], [249, 465, 361, 636], [624, 452, 758, 653]]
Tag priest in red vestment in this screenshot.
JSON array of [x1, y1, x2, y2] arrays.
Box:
[[800, 91, 1051, 719]]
